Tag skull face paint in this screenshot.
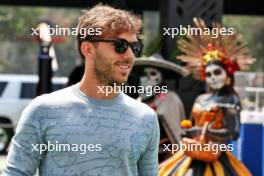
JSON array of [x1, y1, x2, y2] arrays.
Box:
[[140, 67, 162, 87], [205, 64, 227, 90], [139, 67, 162, 99]]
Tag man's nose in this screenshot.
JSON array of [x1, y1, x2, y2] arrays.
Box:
[[123, 46, 135, 59]]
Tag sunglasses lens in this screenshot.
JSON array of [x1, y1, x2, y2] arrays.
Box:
[[113, 39, 143, 57], [114, 39, 128, 54], [131, 42, 143, 57]]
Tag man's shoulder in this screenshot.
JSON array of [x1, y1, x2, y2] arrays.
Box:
[[26, 85, 77, 111], [121, 93, 156, 117], [121, 94, 159, 133]]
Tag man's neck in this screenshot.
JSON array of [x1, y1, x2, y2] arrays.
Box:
[[79, 71, 119, 100]]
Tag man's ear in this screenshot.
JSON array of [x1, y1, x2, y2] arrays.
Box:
[[81, 42, 94, 60]]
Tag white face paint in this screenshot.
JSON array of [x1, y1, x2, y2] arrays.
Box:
[[139, 67, 162, 99], [205, 64, 227, 90], [140, 67, 162, 87]]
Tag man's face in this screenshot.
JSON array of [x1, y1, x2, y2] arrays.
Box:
[[92, 33, 137, 86]]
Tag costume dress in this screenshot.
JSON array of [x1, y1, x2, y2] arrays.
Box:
[[159, 18, 255, 176]]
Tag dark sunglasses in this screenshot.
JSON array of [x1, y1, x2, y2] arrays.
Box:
[[87, 38, 143, 57]]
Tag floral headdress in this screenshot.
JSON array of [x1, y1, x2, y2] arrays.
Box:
[[177, 18, 256, 80]]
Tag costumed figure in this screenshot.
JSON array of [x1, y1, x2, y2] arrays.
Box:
[[137, 55, 186, 162], [159, 18, 255, 176]]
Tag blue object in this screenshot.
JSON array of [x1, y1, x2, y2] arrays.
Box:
[[239, 111, 264, 176], [228, 139, 239, 158]]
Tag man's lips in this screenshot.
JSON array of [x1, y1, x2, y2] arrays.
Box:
[[116, 63, 131, 70]]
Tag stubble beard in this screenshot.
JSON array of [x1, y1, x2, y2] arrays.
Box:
[[93, 52, 126, 87]]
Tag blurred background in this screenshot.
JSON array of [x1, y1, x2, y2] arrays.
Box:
[[0, 5, 264, 75]]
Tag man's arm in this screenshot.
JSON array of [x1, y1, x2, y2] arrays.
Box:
[[138, 111, 160, 176], [3, 97, 45, 176]]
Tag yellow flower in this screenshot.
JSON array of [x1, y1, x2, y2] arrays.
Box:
[[202, 50, 224, 65]]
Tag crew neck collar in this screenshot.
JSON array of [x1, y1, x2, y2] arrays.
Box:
[[72, 83, 123, 106]]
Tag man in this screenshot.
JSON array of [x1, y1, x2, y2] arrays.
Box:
[[3, 4, 160, 176]]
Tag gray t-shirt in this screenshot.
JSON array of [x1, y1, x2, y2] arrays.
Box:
[[3, 84, 160, 176]]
